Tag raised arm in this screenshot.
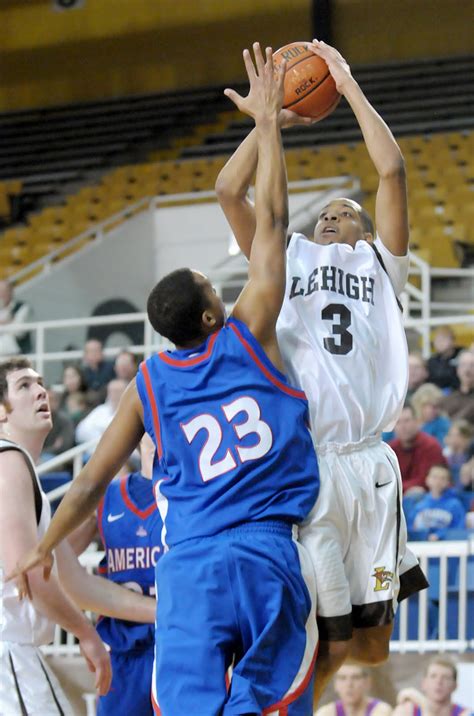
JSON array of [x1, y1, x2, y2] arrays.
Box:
[[308, 40, 408, 256], [7, 380, 145, 583], [224, 44, 288, 364]]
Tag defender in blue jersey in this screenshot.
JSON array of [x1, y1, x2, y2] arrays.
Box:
[[95, 464, 162, 716], [12, 45, 320, 715]]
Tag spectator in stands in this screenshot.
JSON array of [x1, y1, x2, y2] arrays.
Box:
[[41, 388, 76, 462], [114, 349, 138, 383], [411, 383, 451, 447], [393, 657, 471, 716], [0, 280, 32, 356], [75, 378, 127, 451], [427, 326, 461, 392], [389, 405, 447, 494], [59, 364, 90, 425], [407, 464, 466, 540], [443, 419, 474, 489], [439, 350, 474, 423], [459, 455, 474, 492], [407, 353, 429, 401], [315, 665, 392, 716], [81, 339, 115, 403]]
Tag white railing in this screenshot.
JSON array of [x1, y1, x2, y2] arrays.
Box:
[[41, 539, 474, 658]]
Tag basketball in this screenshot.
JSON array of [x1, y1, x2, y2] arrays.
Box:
[[273, 41, 341, 121]]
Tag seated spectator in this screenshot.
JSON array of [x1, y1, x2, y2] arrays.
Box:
[[316, 665, 392, 716], [427, 326, 461, 392], [0, 280, 32, 356], [114, 349, 138, 383], [389, 405, 447, 494], [75, 379, 127, 451], [444, 419, 474, 489], [393, 657, 471, 716], [41, 388, 76, 462], [439, 350, 474, 423], [60, 364, 90, 425], [411, 383, 451, 447], [408, 464, 467, 540], [81, 338, 115, 404], [407, 353, 429, 401], [459, 455, 474, 492]]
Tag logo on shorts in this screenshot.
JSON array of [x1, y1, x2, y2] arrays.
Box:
[[372, 566, 393, 591]]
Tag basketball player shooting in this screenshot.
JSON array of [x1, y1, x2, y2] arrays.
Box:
[[216, 38, 428, 707]]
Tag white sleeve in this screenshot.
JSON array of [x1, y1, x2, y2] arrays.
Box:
[[374, 236, 409, 296]]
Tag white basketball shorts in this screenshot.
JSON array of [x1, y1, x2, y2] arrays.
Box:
[[0, 642, 73, 716], [300, 436, 427, 640]]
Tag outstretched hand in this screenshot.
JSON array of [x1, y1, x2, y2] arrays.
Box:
[[6, 544, 54, 600], [306, 39, 353, 94], [224, 42, 286, 123]]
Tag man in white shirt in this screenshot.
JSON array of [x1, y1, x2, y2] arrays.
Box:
[[216, 39, 428, 706], [76, 378, 127, 446]]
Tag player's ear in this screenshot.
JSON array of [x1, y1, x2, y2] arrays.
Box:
[[364, 231, 374, 244], [202, 310, 217, 330], [0, 402, 8, 423]]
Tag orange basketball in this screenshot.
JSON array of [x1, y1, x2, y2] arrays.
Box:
[[273, 42, 341, 121]]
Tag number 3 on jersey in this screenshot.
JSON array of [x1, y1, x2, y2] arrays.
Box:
[[322, 303, 353, 355], [181, 396, 273, 482]]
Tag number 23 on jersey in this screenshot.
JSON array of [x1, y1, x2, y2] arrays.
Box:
[[181, 396, 273, 482]]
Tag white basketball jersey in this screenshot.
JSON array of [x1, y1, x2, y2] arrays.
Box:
[[276, 234, 409, 445], [0, 439, 55, 646]]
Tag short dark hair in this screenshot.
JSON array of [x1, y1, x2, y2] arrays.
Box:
[[147, 269, 210, 346], [359, 207, 374, 236], [0, 357, 32, 404]]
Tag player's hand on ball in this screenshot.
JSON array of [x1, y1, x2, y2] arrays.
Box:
[[224, 42, 286, 123], [306, 39, 353, 94], [279, 108, 315, 128]]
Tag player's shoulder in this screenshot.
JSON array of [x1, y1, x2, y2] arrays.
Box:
[[0, 444, 31, 478]]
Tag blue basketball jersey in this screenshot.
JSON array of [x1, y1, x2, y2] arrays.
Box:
[[136, 316, 319, 547], [96, 472, 162, 652]]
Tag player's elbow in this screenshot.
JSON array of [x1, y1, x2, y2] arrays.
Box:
[[379, 154, 406, 181], [215, 171, 245, 202]]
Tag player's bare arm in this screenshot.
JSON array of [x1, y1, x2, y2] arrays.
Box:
[[308, 39, 408, 256], [7, 379, 145, 584], [225, 44, 288, 368], [216, 98, 310, 259], [0, 450, 111, 695]]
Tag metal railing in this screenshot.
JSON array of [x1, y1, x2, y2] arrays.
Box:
[[41, 539, 474, 657]]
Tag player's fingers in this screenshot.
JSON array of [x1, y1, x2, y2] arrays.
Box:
[[96, 658, 112, 696], [264, 46, 273, 71], [252, 42, 265, 76], [17, 572, 32, 602], [276, 58, 287, 86], [242, 48, 257, 82], [223, 88, 245, 110]]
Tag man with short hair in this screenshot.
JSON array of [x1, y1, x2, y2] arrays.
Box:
[[0, 357, 156, 715], [393, 657, 471, 716], [439, 350, 474, 423], [389, 405, 447, 494], [316, 665, 392, 716], [114, 349, 138, 383], [81, 339, 115, 399]]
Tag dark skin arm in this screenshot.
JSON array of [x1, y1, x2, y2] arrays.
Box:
[[224, 43, 288, 371]]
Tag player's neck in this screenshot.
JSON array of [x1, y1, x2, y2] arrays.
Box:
[[342, 698, 369, 716], [424, 699, 454, 716], [0, 426, 45, 463]]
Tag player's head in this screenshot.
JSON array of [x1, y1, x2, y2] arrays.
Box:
[[312, 198, 374, 248], [422, 657, 457, 704], [147, 269, 225, 347], [0, 357, 52, 437], [334, 665, 371, 706]]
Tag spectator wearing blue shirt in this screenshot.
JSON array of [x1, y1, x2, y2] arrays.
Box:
[[409, 464, 467, 541], [444, 419, 474, 489], [411, 383, 451, 447]]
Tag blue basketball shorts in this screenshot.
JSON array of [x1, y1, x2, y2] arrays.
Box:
[[97, 646, 154, 716], [152, 521, 318, 716]]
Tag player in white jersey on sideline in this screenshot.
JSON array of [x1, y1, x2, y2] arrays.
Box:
[[0, 357, 156, 715], [216, 39, 428, 706]]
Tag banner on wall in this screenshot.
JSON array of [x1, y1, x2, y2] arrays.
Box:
[[52, 0, 85, 10]]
